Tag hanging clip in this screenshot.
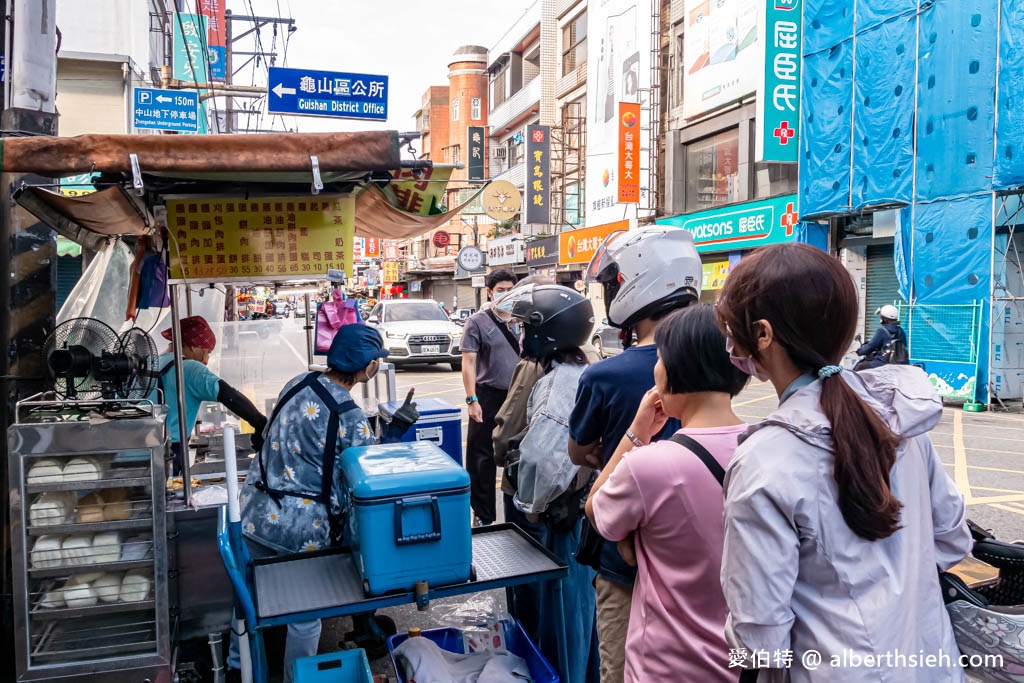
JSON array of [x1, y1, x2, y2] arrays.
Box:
[[310, 155, 323, 196], [129, 153, 144, 195]]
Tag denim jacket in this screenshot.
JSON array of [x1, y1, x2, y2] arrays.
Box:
[[513, 361, 587, 514]]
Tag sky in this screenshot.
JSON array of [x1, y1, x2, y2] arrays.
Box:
[[222, 0, 538, 136]]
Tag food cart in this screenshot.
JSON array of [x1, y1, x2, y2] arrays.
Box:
[[3, 130, 489, 682]]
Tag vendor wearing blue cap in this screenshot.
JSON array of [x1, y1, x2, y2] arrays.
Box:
[[233, 324, 418, 681]]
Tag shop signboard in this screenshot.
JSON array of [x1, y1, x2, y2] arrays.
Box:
[[266, 66, 388, 121], [524, 236, 559, 268], [656, 194, 801, 254], [757, 0, 803, 163], [586, 0, 652, 227], [482, 180, 522, 220], [199, 0, 227, 81], [365, 237, 380, 257], [559, 220, 629, 265], [702, 260, 732, 291], [467, 126, 486, 181], [456, 246, 486, 272], [133, 88, 199, 132], [167, 195, 355, 282], [682, 0, 760, 119], [172, 13, 208, 84], [525, 125, 551, 225], [388, 165, 452, 216], [487, 235, 524, 266], [59, 173, 99, 197], [617, 102, 641, 203], [383, 261, 400, 283], [383, 241, 400, 260]]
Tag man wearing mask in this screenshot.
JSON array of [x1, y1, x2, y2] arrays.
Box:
[[461, 268, 518, 526]]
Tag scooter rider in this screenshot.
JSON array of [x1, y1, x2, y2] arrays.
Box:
[[855, 304, 907, 370]]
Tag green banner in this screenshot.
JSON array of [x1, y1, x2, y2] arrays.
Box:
[[656, 194, 800, 254], [757, 0, 802, 163], [173, 13, 208, 85]]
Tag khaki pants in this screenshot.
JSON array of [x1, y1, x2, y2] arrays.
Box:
[[595, 574, 633, 683]]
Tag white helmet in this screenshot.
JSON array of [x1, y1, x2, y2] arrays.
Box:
[[877, 304, 899, 321], [585, 227, 701, 328]]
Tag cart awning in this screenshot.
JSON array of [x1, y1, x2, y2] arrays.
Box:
[[8, 131, 485, 244]]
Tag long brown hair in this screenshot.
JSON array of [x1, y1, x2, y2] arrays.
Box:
[[717, 243, 902, 541]]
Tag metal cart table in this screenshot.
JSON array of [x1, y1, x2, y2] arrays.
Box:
[[218, 508, 571, 683]]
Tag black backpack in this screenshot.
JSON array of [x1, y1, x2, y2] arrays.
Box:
[[882, 326, 909, 365]]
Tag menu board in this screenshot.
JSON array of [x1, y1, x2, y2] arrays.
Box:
[[167, 195, 355, 281]]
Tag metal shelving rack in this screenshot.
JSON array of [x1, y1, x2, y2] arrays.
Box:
[[9, 397, 170, 682]]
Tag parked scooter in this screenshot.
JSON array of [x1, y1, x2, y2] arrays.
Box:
[[941, 520, 1024, 681]]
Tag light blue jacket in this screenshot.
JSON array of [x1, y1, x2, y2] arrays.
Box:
[[722, 366, 970, 682]]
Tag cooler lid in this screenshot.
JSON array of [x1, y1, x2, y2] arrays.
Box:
[[340, 441, 470, 499], [379, 397, 460, 418]]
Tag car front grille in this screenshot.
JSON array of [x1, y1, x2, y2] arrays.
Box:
[[407, 334, 452, 354]]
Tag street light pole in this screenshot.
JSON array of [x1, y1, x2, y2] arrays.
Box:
[[473, 215, 481, 310]]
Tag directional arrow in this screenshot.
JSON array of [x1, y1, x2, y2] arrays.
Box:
[[272, 83, 296, 98], [156, 95, 173, 104]]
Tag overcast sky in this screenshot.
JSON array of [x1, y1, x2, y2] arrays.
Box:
[[225, 0, 537, 136]]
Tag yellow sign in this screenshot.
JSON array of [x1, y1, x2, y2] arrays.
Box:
[[481, 180, 522, 220], [167, 196, 355, 281], [383, 261, 400, 283], [701, 261, 731, 291], [388, 166, 453, 215]]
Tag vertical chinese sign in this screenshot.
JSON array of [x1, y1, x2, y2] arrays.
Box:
[[617, 102, 641, 203], [467, 126, 486, 181], [757, 0, 802, 162], [525, 125, 551, 225], [167, 196, 355, 281], [200, 0, 227, 82], [173, 13, 210, 134], [365, 237, 381, 258]]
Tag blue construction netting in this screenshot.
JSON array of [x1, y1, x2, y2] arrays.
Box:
[[851, 13, 916, 209], [915, 1, 998, 201], [803, 0, 853, 55], [856, 0, 917, 32], [799, 40, 853, 217], [911, 195, 992, 304], [994, 0, 1024, 189]]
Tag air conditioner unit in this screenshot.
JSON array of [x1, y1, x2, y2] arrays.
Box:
[[492, 147, 507, 160]]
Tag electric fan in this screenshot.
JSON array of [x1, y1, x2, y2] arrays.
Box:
[[43, 318, 120, 400], [112, 327, 159, 399]]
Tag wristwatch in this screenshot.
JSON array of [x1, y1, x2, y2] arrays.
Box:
[[466, 395, 479, 405]]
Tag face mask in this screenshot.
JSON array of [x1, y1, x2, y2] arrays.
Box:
[[726, 335, 769, 382], [365, 360, 380, 380]]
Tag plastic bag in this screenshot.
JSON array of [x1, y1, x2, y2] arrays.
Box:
[[432, 594, 511, 654]]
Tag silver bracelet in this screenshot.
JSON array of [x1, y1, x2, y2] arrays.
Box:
[[625, 429, 646, 448]]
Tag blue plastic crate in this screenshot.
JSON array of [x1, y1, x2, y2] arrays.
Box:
[[292, 648, 373, 683], [386, 619, 559, 683]]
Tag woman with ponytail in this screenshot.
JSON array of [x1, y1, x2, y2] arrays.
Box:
[[716, 243, 971, 682]]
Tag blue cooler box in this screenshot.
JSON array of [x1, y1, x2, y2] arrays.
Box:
[[341, 441, 472, 595], [379, 397, 463, 466]]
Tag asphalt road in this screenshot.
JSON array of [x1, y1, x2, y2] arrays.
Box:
[[268, 359, 1024, 680]]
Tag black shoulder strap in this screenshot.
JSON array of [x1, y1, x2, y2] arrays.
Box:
[[488, 309, 521, 356], [157, 361, 176, 402], [669, 433, 726, 486]]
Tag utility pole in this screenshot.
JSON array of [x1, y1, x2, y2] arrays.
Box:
[[0, 0, 59, 668], [473, 216, 481, 310]]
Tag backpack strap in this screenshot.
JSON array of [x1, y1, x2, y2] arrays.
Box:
[[487, 309, 521, 356], [669, 433, 726, 486], [254, 371, 358, 543]]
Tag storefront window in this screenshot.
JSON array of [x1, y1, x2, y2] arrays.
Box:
[[684, 128, 740, 213], [754, 161, 799, 199]]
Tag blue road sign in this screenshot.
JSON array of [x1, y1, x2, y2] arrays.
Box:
[[266, 67, 388, 121], [133, 88, 199, 132]]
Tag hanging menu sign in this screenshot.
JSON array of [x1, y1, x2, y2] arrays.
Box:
[[167, 195, 355, 282]]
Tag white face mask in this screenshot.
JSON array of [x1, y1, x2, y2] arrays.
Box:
[[365, 359, 380, 380]]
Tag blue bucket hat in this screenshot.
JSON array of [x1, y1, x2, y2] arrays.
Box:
[[327, 324, 389, 373]]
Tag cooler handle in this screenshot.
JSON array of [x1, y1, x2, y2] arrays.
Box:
[[394, 495, 442, 545]]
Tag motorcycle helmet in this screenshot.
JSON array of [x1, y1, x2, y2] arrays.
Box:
[[494, 284, 595, 361], [877, 304, 899, 322], [584, 227, 701, 329]]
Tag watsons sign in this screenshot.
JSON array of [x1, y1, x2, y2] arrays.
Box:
[[656, 194, 802, 254]]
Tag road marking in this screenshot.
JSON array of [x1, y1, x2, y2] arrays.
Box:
[[969, 494, 1024, 504], [973, 486, 1024, 494], [988, 503, 1024, 516], [953, 412, 972, 503], [959, 463, 1024, 476], [733, 393, 777, 407], [929, 429, 1024, 445], [933, 444, 1024, 457]]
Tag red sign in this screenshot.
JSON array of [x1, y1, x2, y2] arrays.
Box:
[[200, 0, 226, 47], [432, 231, 451, 248], [617, 102, 641, 203], [365, 237, 380, 257]]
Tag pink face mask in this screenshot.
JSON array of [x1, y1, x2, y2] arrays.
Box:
[[726, 335, 769, 382]]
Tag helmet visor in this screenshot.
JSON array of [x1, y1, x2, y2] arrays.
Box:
[[493, 283, 538, 322], [584, 230, 629, 285]]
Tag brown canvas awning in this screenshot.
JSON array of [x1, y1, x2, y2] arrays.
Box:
[[0, 131, 400, 177], [353, 184, 483, 240]]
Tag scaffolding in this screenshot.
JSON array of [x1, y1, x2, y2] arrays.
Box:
[[638, 0, 667, 223], [989, 190, 1024, 408], [551, 99, 587, 229]]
